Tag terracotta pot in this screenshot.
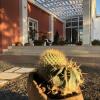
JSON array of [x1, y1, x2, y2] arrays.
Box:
[[27, 72, 84, 100]]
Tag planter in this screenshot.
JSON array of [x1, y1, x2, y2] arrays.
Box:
[[15, 42, 23, 46], [34, 40, 44, 46], [27, 72, 84, 100], [92, 40, 100, 46]]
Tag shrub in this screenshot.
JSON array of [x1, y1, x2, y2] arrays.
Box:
[[58, 41, 66, 45], [52, 41, 66, 45], [34, 40, 44, 46], [24, 43, 31, 46], [15, 42, 23, 46], [76, 41, 83, 46], [92, 40, 100, 45]]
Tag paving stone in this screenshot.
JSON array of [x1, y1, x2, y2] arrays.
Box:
[[4, 67, 21, 72], [15, 68, 35, 73], [0, 80, 8, 88], [0, 72, 22, 80]]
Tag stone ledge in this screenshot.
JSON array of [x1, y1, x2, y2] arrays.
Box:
[[15, 68, 35, 73], [0, 72, 22, 80], [4, 67, 21, 73]]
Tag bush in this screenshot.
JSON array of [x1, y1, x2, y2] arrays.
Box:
[[58, 41, 66, 45], [15, 42, 23, 46], [76, 41, 82, 46], [34, 40, 44, 46], [92, 40, 100, 46], [24, 43, 31, 46], [52, 41, 66, 45]]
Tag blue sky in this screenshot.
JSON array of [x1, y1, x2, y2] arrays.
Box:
[[96, 0, 100, 14]]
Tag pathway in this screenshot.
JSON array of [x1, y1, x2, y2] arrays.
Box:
[[0, 67, 35, 88]]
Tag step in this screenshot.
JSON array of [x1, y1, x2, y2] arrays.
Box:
[[4, 46, 100, 54], [4, 67, 21, 73], [1, 55, 100, 67]]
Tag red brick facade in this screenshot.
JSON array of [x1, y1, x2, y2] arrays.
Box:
[[54, 18, 63, 39], [0, 0, 20, 52], [0, 1, 64, 53], [28, 2, 64, 40], [28, 2, 50, 39]]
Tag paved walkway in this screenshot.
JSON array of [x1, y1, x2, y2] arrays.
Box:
[[0, 67, 35, 88], [1, 46, 100, 69], [3, 46, 100, 57], [1, 46, 100, 87]]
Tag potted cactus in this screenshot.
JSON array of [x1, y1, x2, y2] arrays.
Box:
[[27, 49, 84, 100]]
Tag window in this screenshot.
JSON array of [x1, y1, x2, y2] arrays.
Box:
[[28, 18, 38, 40], [66, 22, 71, 27], [29, 22, 32, 26], [79, 21, 83, 26], [72, 22, 78, 26], [66, 19, 71, 22], [79, 27, 83, 41], [72, 17, 78, 22], [79, 16, 83, 21], [66, 16, 83, 43]]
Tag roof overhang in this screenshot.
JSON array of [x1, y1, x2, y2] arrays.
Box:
[[33, 0, 83, 20], [28, 0, 64, 22]]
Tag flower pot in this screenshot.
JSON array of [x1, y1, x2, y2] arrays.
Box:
[[27, 72, 84, 100]]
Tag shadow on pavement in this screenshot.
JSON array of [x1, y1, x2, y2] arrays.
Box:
[[0, 90, 28, 100], [81, 65, 100, 74]]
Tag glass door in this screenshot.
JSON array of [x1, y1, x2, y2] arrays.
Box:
[[72, 28, 78, 44], [66, 28, 71, 44], [28, 18, 38, 41]]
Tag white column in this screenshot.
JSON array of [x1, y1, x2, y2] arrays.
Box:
[[78, 16, 80, 41], [90, 0, 96, 41], [19, 0, 28, 45], [63, 21, 66, 41], [49, 15, 54, 42], [83, 0, 91, 45], [93, 18, 100, 40]]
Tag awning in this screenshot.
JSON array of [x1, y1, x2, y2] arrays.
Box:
[[34, 0, 83, 20]]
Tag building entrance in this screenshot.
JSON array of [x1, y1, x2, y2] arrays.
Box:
[[66, 28, 78, 44], [72, 28, 78, 44], [66, 16, 83, 44]]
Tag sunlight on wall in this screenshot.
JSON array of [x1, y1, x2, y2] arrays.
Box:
[[0, 7, 20, 49], [28, 4, 32, 13]]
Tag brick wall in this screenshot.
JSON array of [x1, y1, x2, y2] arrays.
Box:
[[0, 0, 20, 52], [54, 17, 63, 39], [28, 2, 50, 39]]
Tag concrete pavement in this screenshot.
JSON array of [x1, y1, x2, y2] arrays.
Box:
[[0, 67, 35, 88]]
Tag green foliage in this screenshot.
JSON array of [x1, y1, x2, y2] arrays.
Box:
[[15, 42, 23, 46], [76, 41, 83, 45], [92, 40, 100, 45], [24, 43, 31, 46], [53, 41, 66, 45], [34, 40, 44, 46]]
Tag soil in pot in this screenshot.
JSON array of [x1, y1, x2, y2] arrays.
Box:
[[31, 72, 83, 100]]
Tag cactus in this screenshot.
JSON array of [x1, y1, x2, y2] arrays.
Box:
[[37, 49, 83, 97], [39, 49, 68, 68]]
